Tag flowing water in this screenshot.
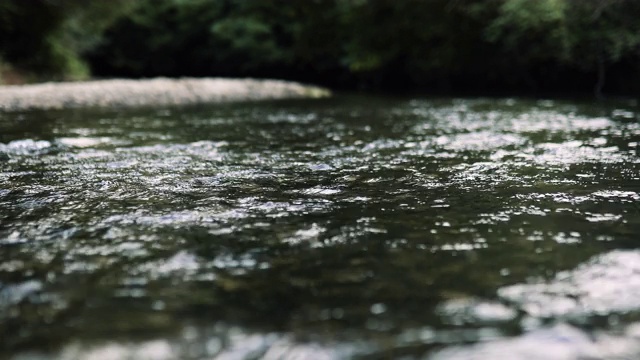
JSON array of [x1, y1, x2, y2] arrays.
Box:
[[1, 95, 640, 359]]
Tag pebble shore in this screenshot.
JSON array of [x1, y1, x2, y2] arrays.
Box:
[[0, 78, 330, 111]]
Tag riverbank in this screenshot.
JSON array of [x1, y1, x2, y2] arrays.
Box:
[[0, 78, 330, 111]]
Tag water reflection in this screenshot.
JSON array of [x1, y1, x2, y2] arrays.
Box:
[[1, 96, 640, 359]]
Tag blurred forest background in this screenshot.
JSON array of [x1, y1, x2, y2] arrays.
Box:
[[1, 0, 640, 96]]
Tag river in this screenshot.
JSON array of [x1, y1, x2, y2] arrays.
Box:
[[1, 95, 640, 359]]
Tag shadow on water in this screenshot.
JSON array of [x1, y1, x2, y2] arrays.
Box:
[[1, 95, 640, 358]]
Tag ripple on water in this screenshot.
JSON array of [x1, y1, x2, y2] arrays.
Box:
[[498, 250, 640, 318], [0, 139, 54, 155], [2, 97, 640, 359], [57, 137, 117, 148], [433, 132, 527, 151], [427, 250, 640, 359], [12, 325, 354, 360], [430, 323, 640, 360]]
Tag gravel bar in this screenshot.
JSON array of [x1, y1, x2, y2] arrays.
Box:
[[0, 78, 331, 111]]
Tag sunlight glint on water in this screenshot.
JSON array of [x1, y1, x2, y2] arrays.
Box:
[[1, 96, 640, 359]]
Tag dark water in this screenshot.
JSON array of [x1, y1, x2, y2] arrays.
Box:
[[1, 96, 640, 359]]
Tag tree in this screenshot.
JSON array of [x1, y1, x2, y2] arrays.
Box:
[[565, 0, 640, 98], [484, 0, 640, 97], [0, 0, 135, 80]]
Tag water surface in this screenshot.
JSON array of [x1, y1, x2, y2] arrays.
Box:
[[1, 96, 640, 359]]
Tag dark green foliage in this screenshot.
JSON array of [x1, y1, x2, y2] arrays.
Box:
[[484, 0, 640, 95], [88, 0, 343, 82], [2, 0, 640, 94], [0, 1, 75, 78], [0, 0, 134, 80]]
